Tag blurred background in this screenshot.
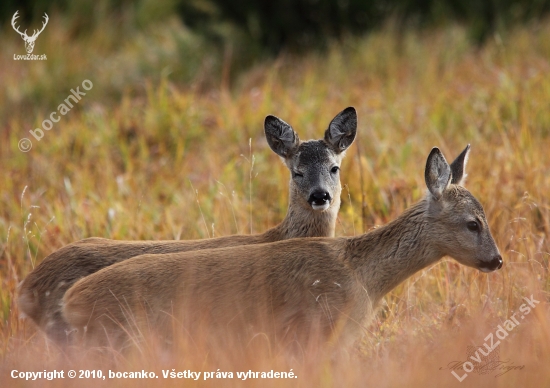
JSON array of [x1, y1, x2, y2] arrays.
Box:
[[1, 0, 550, 114], [4, 0, 550, 50], [1, 1, 550, 387]]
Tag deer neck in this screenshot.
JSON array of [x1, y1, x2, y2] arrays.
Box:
[[265, 187, 340, 240], [346, 199, 443, 304]]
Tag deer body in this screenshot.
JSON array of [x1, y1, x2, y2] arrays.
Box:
[[62, 146, 503, 351], [19, 107, 358, 344]]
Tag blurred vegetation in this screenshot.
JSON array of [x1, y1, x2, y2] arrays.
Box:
[[1, 18, 550, 385], [2, 0, 550, 121], [178, 0, 550, 50], [3, 0, 550, 53], [1, 0, 550, 384]]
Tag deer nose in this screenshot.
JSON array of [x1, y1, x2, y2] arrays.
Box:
[[308, 191, 331, 206], [494, 255, 503, 270], [480, 255, 503, 271]]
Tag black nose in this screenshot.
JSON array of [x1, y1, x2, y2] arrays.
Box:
[[308, 191, 331, 206], [480, 255, 503, 271]]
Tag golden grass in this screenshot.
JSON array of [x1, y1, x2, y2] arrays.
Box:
[[1, 15, 550, 387]]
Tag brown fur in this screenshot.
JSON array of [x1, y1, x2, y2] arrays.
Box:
[[18, 107, 358, 344], [62, 146, 502, 352]]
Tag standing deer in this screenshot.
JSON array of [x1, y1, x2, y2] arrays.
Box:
[[62, 145, 503, 352], [18, 107, 358, 344], [11, 11, 49, 54]]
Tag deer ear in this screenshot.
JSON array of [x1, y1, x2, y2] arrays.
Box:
[[264, 115, 300, 158], [425, 147, 452, 200], [324, 107, 357, 153], [450, 144, 471, 186]]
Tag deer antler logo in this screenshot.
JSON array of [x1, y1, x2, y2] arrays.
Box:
[[11, 11, 49, 54]]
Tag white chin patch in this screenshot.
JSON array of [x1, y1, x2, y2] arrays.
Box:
[[478, 267, 493, 273], [311, 203, 330, 211]]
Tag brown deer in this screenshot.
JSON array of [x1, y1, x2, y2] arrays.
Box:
[[19, 107, 358, 344], [62, 145, 502, 352]]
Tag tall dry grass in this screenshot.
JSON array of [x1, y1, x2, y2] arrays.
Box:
[[1, 15, 550, 387]]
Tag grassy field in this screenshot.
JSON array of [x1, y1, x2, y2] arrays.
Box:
[[1, 13, 550, 387]]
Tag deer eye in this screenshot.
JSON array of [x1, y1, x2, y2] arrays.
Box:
[[330, 166, 340, 174], [467, 221, 479, 232]]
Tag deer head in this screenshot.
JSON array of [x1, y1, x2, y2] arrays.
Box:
[[264, 107, 357, 212], [12, 11, 49, 54]]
